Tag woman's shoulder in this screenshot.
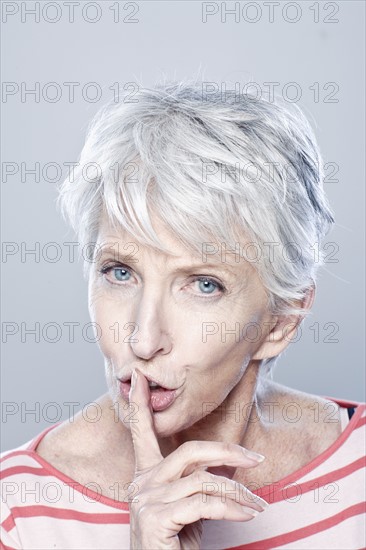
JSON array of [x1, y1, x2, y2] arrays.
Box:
[[237, 380, 365, 489], [260, 380, 363, 445], [259, 379, 363, 420], [1, 395, 136, 504], [0, 416, 104, 488], [31, 394, 135, 501], [271, 381, 365, 459], [33, 393, 126, 455]]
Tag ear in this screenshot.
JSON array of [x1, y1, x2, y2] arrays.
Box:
[[252, 282, 316, 361]]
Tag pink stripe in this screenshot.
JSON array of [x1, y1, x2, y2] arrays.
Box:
[[227, 502, 366, 549], [356, 416, 366, 429], [2, 505, 129, 532], [321, 396, 364, 408], [268, 456, 366, 504], [0, 465, 48, 480], [1, 450, 40, 464], [0, 541, 18, 550], [0, 454, 130, 512]]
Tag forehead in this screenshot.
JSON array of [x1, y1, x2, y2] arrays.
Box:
[[96, 212, 257, 276]]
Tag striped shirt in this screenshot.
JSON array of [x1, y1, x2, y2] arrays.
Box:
[[1, 396, 365, 549]]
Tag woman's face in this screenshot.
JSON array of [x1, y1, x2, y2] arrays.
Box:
[[88, 212, 274, 437]]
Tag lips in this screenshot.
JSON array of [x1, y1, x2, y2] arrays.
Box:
[[119, 379, 178, 412], [119, 373, 174, 391]]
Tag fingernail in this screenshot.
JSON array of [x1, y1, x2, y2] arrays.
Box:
[[257, 498, 269, 509], [242, 506, 259, 517], [131, 369, 138, 391], [242, 448, 265, 462], [241, 489, 269, 510]]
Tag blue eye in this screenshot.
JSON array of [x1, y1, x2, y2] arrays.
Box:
[[99, 263, 226, 298], [196, 277, 224, 295], [99, 263, 132, 283], [113, 267, 131, 282]]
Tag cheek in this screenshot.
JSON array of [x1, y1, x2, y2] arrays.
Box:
[[181, 310, 260, 393], [182, 307, 256, 365], [88, 288, 133, 358]]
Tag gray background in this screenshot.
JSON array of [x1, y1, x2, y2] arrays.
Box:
[[1, 1, 365, 451]]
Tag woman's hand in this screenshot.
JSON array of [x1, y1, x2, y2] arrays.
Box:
[[127, 369, 268, 550]]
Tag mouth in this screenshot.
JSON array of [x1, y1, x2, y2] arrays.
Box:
[[118, 377, 179, 412]]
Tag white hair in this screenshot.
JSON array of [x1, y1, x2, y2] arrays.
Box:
[[57, 79, 335, 373]]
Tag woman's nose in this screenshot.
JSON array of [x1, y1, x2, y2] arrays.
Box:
[[129, 289, 172, 360]]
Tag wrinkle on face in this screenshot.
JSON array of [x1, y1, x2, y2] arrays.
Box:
[[88, 210, 275, 441]]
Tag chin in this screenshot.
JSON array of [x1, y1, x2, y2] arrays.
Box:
[[120, 397, 197, 439]]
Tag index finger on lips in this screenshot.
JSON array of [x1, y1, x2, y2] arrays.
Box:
[[152, 440, 265, 484], [128, 368, 163, 473]]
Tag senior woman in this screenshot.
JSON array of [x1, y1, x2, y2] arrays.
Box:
[[1, 81, 365, 550]]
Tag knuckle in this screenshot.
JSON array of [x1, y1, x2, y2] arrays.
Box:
[[175, 440, 189, 457], [191, 469, 205, 484], [222, 441, 238, 454], [202, 495, 223, 519], [202, 471, 216, 485], [193, 492, 205, 508], [201, 473, 220, 496], [180, 440, 200, 455]]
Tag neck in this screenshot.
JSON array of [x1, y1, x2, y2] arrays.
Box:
[[156, 360, 266, 457]]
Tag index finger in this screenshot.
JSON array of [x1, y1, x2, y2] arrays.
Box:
[[129, 368, 164, 473]]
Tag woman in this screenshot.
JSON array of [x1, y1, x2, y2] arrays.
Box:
[[1, 81, 365, 549]]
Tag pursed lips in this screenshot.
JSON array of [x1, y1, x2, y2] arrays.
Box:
[[118, 373, 177, 391]]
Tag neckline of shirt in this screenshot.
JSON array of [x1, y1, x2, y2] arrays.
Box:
[[24, 396, 365, 508]]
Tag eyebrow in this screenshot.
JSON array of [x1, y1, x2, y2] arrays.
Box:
[[96, 246, 140, 264], [96, 245, 240, 277], [170, 263, 237, 277]]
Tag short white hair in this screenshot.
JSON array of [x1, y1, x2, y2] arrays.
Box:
[[57, 79, 334, 371]]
